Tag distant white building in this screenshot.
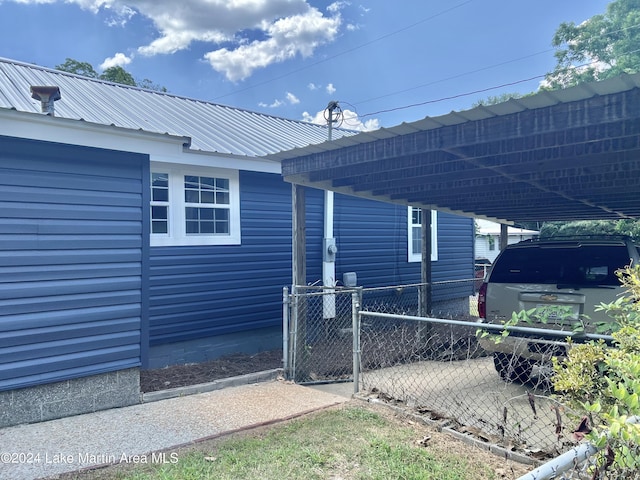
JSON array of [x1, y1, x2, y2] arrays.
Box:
[[475, 219, 539, 263]]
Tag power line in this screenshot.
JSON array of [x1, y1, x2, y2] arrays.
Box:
[[353, 49, 554, 106], [354, 22, 640, 116], [210, 0, 476, 101], [358, 74, 547, 119], [357, 48, 640, 120]]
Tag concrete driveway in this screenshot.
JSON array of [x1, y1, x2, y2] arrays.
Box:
[[360, 356, 572, 454]]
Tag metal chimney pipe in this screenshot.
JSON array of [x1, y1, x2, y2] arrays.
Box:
[[30, 86, 61, 116]]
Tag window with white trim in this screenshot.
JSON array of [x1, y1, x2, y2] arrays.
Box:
[[408, 207, 438, 262], [150, 163, 240, 247]]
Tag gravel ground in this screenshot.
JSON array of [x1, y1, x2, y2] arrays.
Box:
[[0, 380, 348, 480]]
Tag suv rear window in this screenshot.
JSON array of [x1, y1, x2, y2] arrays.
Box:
[[489, 245, 631, 286]]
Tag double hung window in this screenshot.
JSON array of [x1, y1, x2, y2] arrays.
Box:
[[150, 163, 240, 246], [408, 207, 438, 262]]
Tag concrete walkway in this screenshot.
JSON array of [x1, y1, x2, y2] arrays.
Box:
[[0, 378, 352, 480]]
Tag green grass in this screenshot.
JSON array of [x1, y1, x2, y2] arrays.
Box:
[[68, 406, 516, 480]]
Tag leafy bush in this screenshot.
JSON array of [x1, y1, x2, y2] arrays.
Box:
[[551, 265, 640, 478]]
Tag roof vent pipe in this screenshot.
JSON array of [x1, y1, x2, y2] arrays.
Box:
[[30, 86, 61, 116]]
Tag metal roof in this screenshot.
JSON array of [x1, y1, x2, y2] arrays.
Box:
[[0, 57, 355, 157], [274, 73, 640, 224]]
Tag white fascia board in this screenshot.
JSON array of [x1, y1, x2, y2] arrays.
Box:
[[180, 149, 282, 174], [0, 108, 282, 174], [0, 108, 188, 162]]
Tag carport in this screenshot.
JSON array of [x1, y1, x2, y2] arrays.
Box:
[[269, 73, 640, 300], [272, 74, 640, 469]]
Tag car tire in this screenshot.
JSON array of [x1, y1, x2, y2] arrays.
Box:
[[493, 352, 533, 383]]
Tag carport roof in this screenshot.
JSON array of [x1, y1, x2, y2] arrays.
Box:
[[270, 73, 640, 224]]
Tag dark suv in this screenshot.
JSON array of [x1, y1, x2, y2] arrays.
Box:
[[477, 235, 639, 383]]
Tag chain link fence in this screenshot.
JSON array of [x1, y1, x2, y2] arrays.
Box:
[[283, 281, 636, 479], [284, 280, 478, 384], [358, 310, 572, 454]]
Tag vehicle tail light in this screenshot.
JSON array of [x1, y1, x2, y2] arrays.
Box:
[[478, 282, 487, 319]]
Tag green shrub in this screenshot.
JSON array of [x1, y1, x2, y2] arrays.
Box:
[[552, 265, 640, 478]]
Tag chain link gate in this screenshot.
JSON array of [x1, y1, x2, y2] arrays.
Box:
[[283, 282, 471, 384], [284, 285, 361, 384], [284, 282, 639, 478]]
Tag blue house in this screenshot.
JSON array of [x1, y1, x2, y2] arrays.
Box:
[[0, 58, 474, 426]]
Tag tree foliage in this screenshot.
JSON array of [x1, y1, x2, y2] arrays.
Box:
[[545, 0, 640, 89], [540, 220, 640, 242], [100, 66, 136, 86], [471, 92, 526, 107], [552, 265, 640, 477], [55, 58, 166, 91], [55, 58, 99, 78]]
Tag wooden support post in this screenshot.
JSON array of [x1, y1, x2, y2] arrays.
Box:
[[421, 209, 432, 316], [291, 183, 308, 381], [292, 183, 306, 287], [500, 223, 508, 251]]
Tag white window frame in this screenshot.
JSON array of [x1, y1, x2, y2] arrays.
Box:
[[150, 162, 241, 247], [408, 207, 438, 262]]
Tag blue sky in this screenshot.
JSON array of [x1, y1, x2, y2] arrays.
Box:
[[0, 0, 611, 129]]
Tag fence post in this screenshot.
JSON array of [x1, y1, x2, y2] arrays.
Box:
[[289, 286, 299, 381], [282, 286, 289, 378], [352, 290, 361, 395]]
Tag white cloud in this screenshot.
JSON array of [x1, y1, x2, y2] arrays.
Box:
[[342, 108, 379, 131], [327, 1, 349, 14], [16, 0, 348, 81], [16, 0, 344, 80], [259, 99, 284, 108], [326, 83, 336, 95], [302, 107, 379, 132], [105, 4, 136, 27], [259, 91, 301, 109], [99, 52, 132, 70], [308, 82, 319, 91], [286, 92, 300, 104], [204, 8, 341, 81]]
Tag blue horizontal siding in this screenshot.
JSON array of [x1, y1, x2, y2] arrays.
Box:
[[0, 305, 141, 336], [149, 171, 474, 348], [149, 170, 294, 345], [0, 135, 146, 391], [0, 317, 140, 348], [333, 195, 475, 300]]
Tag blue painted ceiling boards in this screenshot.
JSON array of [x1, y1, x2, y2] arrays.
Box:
[[271, 73, 640, 224]]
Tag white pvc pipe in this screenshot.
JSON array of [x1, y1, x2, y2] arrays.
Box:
[[517, 417, 640, 480], [323, 103, 337, 318], [323, 190, 336, 318]]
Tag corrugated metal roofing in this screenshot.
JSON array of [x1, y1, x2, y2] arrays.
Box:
[[275, 72, 640, 224], [267, 72, 640, 161], [0, 57, 356, 157]]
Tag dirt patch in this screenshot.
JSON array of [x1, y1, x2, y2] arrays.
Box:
[[140, 349, 283, 393]]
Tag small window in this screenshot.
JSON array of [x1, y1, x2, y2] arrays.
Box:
[[184, 175, 231, 235], [151, 172, 169, 234], [408, 207, 438, 262], [150, 163, 240, 247]]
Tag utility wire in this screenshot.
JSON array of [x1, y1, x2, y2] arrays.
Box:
[[211, 0, 476, 101], [355, 21, 640, 111], [354, 49, 553, 106], [358, 74, 546, 119], [358, 48, 640, 120]]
